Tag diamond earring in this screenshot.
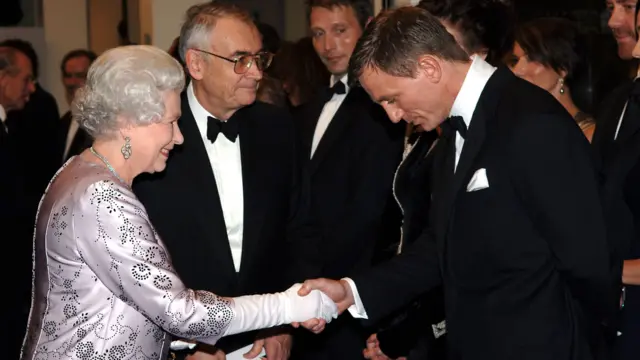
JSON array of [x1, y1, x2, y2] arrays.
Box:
[[121, 136, 132, 159], [559, 78, 565, 95]]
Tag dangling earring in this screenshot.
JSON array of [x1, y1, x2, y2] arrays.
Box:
[[559, 78, 565, 95], [121, 136, 132, 159]]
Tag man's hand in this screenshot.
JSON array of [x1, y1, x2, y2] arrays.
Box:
[[185, 344, 226, 360], [363, 333, 407, 360], [243, 332, 292, 360], [298, 278, 355, 314]]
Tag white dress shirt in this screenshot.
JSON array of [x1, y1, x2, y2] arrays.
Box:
[[613, 77, 638, 141], [63, 115, 80, 160], [0, 104, 7, 133], [310, 74, 350, 157], [187, 82, 245, 272], [345, 56, 497, 319]]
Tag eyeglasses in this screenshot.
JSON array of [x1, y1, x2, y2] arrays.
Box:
[[191, 48, 273, 74]]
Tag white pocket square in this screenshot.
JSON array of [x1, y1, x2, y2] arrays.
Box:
[[466, 168, 489, 192]]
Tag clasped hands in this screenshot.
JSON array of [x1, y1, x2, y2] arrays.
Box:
[[290, 278, 356, 333]]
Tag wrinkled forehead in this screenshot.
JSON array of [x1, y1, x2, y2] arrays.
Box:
[[210, 18, 263, 55]]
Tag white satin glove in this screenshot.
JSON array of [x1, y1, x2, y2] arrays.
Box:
[[224, 283, 338, 336]]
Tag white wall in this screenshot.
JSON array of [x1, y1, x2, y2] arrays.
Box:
[[41, 0, 88, 113], [88, 0, 121, 55], [150, 0, 203, 51]]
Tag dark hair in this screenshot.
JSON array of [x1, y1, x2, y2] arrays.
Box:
[[256, 22, 281, 54], [270, 37, 330, 105], [60, 49, 97, 75], [306, 0, 372, 30], [515, 18, 587, 89], [0, 47, 20, 76], [350, 7, 469, 80], [0, 38, 38, 78], [417, 0, 515, 67], [636, 1, 640, 38]]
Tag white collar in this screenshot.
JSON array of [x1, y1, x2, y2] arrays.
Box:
[[330, 74, 349, 92], [187, 81, 217, 120], [449, 55, 497, 129], [0, 104, 6, 123]]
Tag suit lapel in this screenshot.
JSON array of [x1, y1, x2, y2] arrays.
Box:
[[177, 93, 237, 281], [300, 88, 331, 161], [309, 88, 361, 175], [236, 106, 266, 279], [436, 68, 509, 242]]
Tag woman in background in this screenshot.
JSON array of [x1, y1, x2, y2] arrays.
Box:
[[508, 17, 596, 141]]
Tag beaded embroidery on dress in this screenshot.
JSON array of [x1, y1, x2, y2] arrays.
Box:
[[21, 157, 234, 360]]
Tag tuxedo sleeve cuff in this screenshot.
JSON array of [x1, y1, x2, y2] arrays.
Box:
[[342, 277, 368, 319]]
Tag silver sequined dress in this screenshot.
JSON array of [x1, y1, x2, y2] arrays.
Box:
[[21, 157, 234, 360]]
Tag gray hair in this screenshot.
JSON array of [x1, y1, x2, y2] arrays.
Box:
[[178, 1, 254, 63], [72, 45, 185, 139]]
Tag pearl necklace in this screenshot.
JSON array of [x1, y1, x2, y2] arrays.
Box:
[[90, 147, 130, 187]]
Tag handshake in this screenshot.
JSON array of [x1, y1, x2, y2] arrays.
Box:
[[284, 278, 357, 334]]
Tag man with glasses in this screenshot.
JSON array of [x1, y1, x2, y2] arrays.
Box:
[[134, 2, 316, 360]]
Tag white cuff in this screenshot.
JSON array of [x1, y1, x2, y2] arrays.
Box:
[[169, 340, 197, 351], [342, 277, 368, 319]]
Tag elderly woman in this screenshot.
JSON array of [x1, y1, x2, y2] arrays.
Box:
[[20, 45, 336, 360]]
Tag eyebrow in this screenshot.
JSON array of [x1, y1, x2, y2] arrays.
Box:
[[231, 50, 259, 57]]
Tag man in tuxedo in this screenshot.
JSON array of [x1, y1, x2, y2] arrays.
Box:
[[291, 0, 405, 358], [58, 49, 96, 163], [591, 5, 640, 360], [133, 3, 314, 360], [0, 45, 36, 360], [299, 7, 613, 360]]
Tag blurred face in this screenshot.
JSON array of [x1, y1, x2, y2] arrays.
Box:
[[310, 5, 363, 76], [0, 51, 35, 111], [606, 0, 637, 59], [62, 55, 91, 105], [359, 58, 453, 132], [128, 91, 184, 174], [509, 42, 563, 94], [186, 17, 263, 118], [440, 19, 486, 60]]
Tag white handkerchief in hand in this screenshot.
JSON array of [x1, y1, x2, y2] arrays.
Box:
[[466, 168, 489, 192], [284, 283, 338, 323]]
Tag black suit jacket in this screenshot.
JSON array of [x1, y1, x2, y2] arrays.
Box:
[[134, 93, 315, 354], [0, 125, 33, 359], [376, 130, 447, 360], [59, 111, 91, 162], [292, 85, 404, 359], [352, 68, 612, 360], [592, 80, 640, 360]]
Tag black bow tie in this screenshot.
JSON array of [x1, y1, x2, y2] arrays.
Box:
[[330, 81, 346, 95], [440, 115, 467, 139], [207, 115, 239, 143]]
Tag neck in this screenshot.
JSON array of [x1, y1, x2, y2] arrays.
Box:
[[554, 88, 580, 119], [193, 81, 237, 121], [89, 139, 138, 186], [444, 61, 472, 113]]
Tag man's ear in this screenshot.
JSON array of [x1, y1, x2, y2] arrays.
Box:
[[416, 55, 442, 84], [185, 50, 205, 81]]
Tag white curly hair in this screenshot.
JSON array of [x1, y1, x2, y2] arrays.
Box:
[[72, 45, 185, 139]]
